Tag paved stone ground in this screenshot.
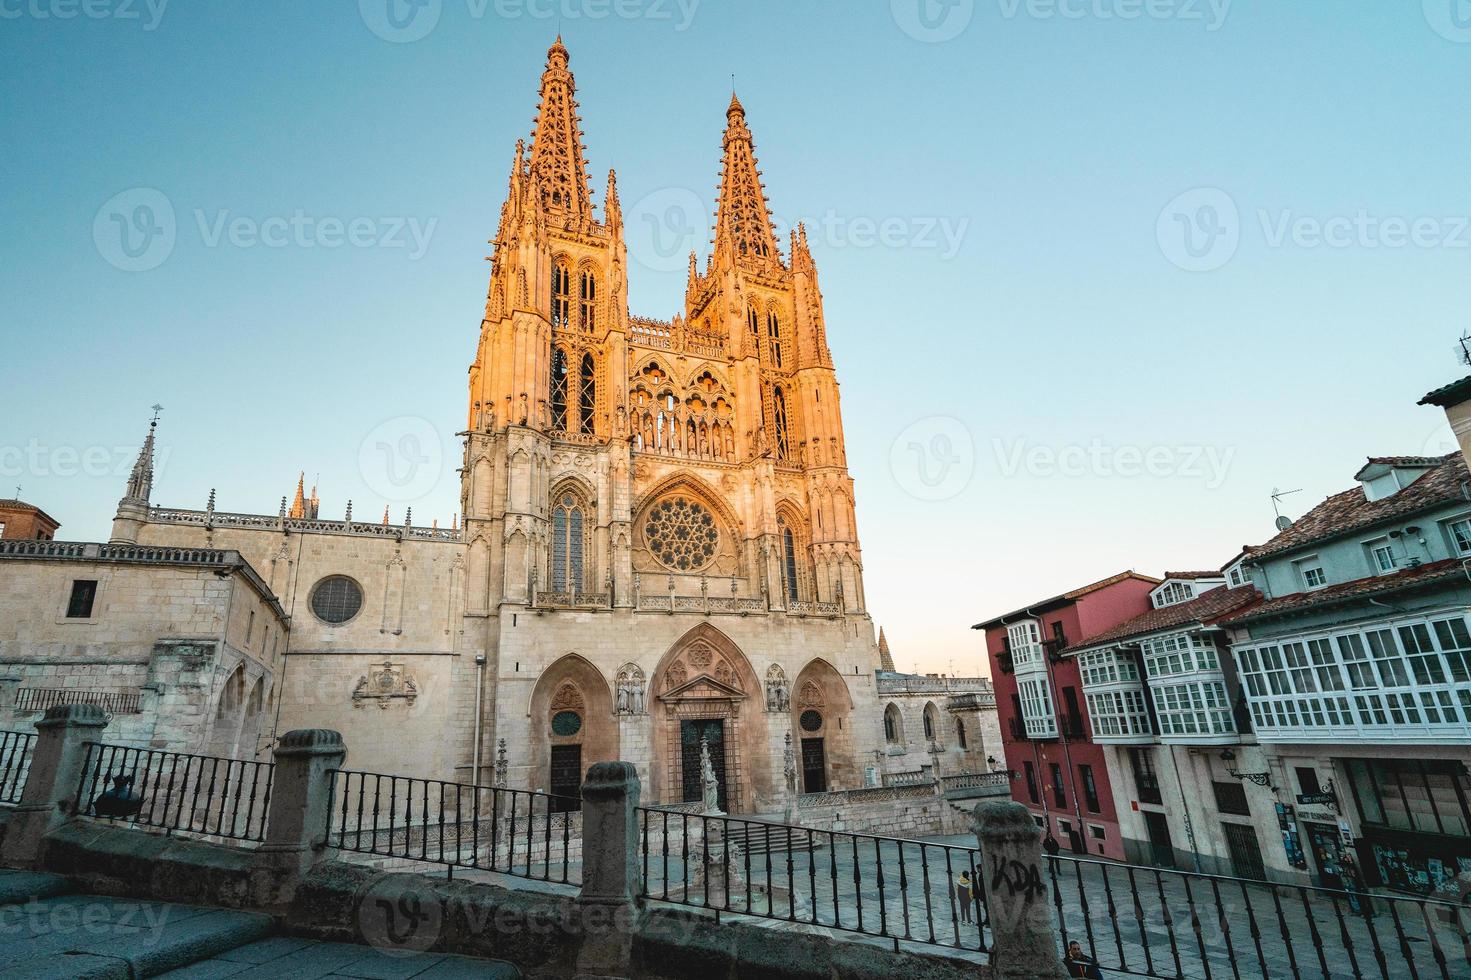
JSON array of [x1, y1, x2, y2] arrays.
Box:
[[638, 828, 1471, 979], [154, 937, 520, 979], [0, 870, 522, 979]]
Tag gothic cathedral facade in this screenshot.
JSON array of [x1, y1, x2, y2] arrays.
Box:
[[113, 40, 885, 814]]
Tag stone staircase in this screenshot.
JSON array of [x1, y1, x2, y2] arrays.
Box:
[[725, 817, 825, 856], [0, 869, 521, 979]]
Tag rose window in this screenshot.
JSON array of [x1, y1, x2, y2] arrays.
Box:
[[644, 497, 719, 571]]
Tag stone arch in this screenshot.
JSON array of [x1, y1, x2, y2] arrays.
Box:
[[633, 472, 744, 542], [883, 702, 905, 747], [649, 624, 768, 812], [633, 474, 744, 580], [923, 700, 942, 744], [242, 676, 265, 757], [528, 654, 618, 800], [792, 658, 858, 793], [206, 663, 247, 758], [684, 363, 731, 394]]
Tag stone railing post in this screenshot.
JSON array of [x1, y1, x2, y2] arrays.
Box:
[[253, 729, 345, 889], [1, 703, 109, 867], [973, 800, 1068, 980], [577, 762, 643, 977]]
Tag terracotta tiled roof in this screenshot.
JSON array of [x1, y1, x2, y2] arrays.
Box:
[[1353, 457, 1443, 481], [1220, 560, 1465, 626], [1161, 571, 1224, 581], [1420, 376, 1471, 408], [971, 571, 1163, 631], [1249, 453, 1469, 561], [1064, 586, 1262, 652]]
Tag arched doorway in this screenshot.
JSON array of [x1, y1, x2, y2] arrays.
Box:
[[650, 624, 766, 813], [528, 655, 617, 809], [792, 659, 858, 793]]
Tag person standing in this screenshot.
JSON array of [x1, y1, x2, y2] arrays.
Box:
[[955, 871, 974, 923], [1064, 940, 1103, 979]]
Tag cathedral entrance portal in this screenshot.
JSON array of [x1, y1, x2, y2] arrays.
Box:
[[680, 719, 728, 811], [651, 624, 769, 814]]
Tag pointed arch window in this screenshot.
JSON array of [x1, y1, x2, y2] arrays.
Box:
[[772, 387, 791, 460], [551, 262, 572, 328], [550, 349, 569, 431], [579, 270, 597, 331], [767, 311, 783, 368], [748, 306, 760, 340], [578, 353, 596, 435], [551, 493, 587, 592], [779, 516, 800, 604]]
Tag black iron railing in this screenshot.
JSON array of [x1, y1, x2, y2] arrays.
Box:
[[636, 808, 989, 955], [1044, 852, 1471, 980], [0, 730, 35, 804], [15, 687, 142, 716], [76, 742, 273, 842], [326, 770, 581, 887]]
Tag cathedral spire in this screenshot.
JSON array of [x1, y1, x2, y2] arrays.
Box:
[[877, 626, 896, 672], [527, 36, 592, 221], [714, 92, 779, 268], [121, 411, 158, 507], [288, 472, 307, 520], [110, 406, 160, 545]]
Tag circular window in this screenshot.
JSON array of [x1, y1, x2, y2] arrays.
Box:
[[800, 710, 823, 733], [310, 576, 363, 625], [643, 496, 720, 572], [551, 711, 583, 737]]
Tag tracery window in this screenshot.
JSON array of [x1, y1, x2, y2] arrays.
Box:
[[779, 516, 800, 603], [550, 348, 569, 431], [748, 306, 760, 341], [578, 353, 596, 435], [579, 270, 597, 330], [767, 311, 783, 367], [644, 496, 719, 572], [772, 387, 790, 460], [551, 492, 587, 591], [551, 262, 571, 328]]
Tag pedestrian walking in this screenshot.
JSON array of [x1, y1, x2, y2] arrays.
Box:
[[955, 870, 974, 923], [1064, 940, 1104, 979], [1043, 833, 1061, 857]]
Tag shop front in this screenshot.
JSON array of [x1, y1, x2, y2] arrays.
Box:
[[1344, 757, 1471, 898]]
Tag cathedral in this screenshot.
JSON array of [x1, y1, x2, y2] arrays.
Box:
[[9, 40, 886, 816]]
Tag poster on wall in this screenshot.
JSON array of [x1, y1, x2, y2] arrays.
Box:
[[1276, 802, 1307, 870]]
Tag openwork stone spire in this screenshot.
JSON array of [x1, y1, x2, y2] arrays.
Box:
[[715, 93, 779, 267], [528, 37, 592, 221], [121, 413, 158, 506]]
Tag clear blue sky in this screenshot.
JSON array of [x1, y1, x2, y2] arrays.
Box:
[[3, 2, 1468, 674]]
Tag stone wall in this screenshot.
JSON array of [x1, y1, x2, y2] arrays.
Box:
[[796, 784, 971, 837]]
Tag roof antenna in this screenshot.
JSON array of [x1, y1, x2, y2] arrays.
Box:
[[1457, 331, 1471, 368], [1271, 487, 1302, 531]]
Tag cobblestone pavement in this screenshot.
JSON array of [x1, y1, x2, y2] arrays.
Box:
[[634, 826, 1471, 979]]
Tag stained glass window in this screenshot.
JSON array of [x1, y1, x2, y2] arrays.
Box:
[[644, 497, 719, 571], [311, 576, 362, 625]]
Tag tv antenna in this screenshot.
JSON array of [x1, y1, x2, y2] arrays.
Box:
[[1271, 487, 1302, 531], [1459, 332, 1471, 368]]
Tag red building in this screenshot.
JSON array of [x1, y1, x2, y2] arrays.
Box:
[[972, 571, 1159, 861]]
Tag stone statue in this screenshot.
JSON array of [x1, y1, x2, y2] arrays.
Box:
[[616, 683, 630, 715], [700, 735, 720, 814], [631, 681, 644, 715]]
